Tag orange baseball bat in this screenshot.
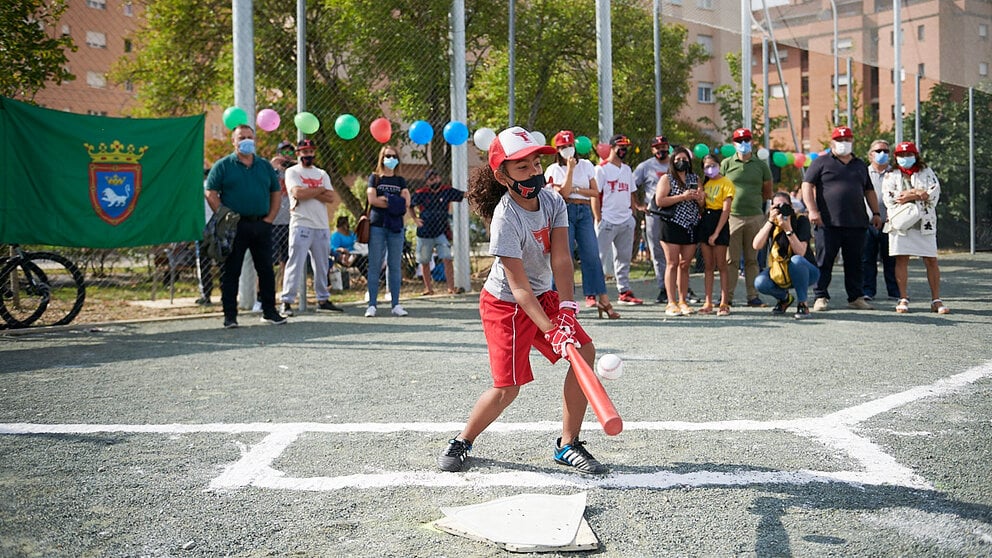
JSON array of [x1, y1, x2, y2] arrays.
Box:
[[565, 343, 623, 436]]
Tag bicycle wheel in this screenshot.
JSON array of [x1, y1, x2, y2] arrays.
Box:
[[23, 252, 86, 327], [0, 258, 51, 328]]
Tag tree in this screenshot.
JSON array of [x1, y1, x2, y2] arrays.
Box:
[[0, 0, 76, 100], [700, 52, 784, 147]]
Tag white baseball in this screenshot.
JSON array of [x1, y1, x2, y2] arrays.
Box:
[[596, 354, 624, 380]]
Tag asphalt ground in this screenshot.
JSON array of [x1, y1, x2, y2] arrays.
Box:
[[1, 252, 991, 557]]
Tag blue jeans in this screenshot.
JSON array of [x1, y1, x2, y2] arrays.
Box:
[[862, 226, 899, 299], [754, 255, 821, 303], [367, 225, 404, 308], [566, 203, 607, 297]]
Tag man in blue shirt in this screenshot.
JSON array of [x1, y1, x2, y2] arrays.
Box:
[[206, 124, 286, 328], [410, 169, 464, 294]]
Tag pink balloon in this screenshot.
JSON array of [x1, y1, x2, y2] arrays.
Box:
[[370, 117, 392, 144], [256, 109, 280, 132], [595, 142, 612, 161], [794, 153, 806, 168]]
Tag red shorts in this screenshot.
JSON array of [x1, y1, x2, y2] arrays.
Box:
[[479, 289, 593, 388]]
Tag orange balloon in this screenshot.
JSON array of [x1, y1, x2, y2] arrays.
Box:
[[370, 117, 392, 143]]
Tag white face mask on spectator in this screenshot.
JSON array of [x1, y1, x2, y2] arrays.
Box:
[[832, 141, 852, 156], [559, 146, 575, 159]]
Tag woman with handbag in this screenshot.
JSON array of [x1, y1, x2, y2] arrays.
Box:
[[365, 145, 412, 317], [882, 142, 948, 314], [655, 146, 705, 316], [752, 191, 820, 319]]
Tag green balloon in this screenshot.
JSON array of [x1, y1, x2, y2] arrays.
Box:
[[786, 152, 796, 165], [720, 144, 735, 158], [693, 143, 709, 160], [575, 136, 592, 156], [294, 112, 320, 134], [222, 106, 248, 130], [334, 114, 360, 140], [772, 151, 788, 167]]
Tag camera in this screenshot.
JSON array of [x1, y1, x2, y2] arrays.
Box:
[[281, 159, 294, 169], [776, 202, 794, 217]]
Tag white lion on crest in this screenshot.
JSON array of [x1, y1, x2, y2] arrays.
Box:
[[101, 185, 131, 208]]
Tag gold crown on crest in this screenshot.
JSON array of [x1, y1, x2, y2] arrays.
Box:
[[105, 174, 126, 185], [84, 140, 148, 164]]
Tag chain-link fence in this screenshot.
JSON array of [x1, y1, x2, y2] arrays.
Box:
[[5, 0, 990, 328]]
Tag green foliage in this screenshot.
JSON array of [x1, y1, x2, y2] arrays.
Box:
[[701, 52, 784, 146], [0, 0, 76, 100]]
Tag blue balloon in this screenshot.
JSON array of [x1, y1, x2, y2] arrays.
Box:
[[442, 121, 469, 146], [409, 120, 434, 145], [809, 152, 819, 160]]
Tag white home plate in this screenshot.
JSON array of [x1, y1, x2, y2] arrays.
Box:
[[435, 492, 598, 552]]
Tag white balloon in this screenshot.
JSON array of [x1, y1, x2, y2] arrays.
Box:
[[473, 127, 496, 151], [530, 130, 546, 146], [757, 147, 770, 160]]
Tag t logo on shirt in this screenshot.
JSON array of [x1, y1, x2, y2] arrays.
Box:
[[532, 222, 551, 254], [302, 176, 323, 189]]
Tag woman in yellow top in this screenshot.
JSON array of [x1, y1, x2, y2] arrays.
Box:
[[697, 154, 734, 315]]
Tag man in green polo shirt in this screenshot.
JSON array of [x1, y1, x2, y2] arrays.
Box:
[[720, 127, 773, 307], [206, 124, 285, 328]]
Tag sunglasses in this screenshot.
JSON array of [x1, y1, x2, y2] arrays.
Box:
[[872, 148, 890, 153], [733, 138, 750, 143], [383, 153, 398, 158]]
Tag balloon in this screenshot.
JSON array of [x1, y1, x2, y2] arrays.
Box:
[[294, 112, 320, 134], [370, 117, 392, 143], [575, 135, 592, 155], [530, 131, 546, 146], [786, 152, 796, 166], [255, 109, 280, 132], [409, 120, 434, 144], [473, 127, 496, 151], [442, 121, 469, 145], [334, 113, 360, 140], [804, 156, 813, 167], [595, 143, 612, 160], [692, 143, 709, 160], [794, 153, 806, 168], [222, 106, 249, 130], [772, 151, 788, 167], [720, 144, 735, 158], [757, 147, 770, 160], [808, 151, 819, 160]]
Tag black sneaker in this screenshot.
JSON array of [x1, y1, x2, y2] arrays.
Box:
[[317, 300, 344, 313], [554, 438, 607, 474], [223, 318, 238, 329], [281, 302, 294, 316], [794, 302, 811, 320], [261, 311, 287, 325], [772, 294, 795, 315], [687, 288, 700, 304], [195, 297, 212, 306], [655, 289, 668, 304], [438, 438, 472, 472]]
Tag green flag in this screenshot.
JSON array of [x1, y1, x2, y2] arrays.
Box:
[[0, 97, 205, 248]]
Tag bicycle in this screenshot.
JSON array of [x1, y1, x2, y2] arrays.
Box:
[[0, 245, 86, 329]]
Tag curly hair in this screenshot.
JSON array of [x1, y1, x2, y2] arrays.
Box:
[[466, 165, 506, 220]]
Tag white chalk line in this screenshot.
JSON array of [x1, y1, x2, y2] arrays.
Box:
[[2, 361, 989, 493]]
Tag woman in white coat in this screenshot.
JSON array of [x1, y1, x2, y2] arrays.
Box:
[[881, 141, 949, 314]]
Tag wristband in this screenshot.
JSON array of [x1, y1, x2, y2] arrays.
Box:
[[872, 212, 880, 216], [559, 300, 579, 313]]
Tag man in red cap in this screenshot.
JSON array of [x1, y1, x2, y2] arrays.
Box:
[[595, 134, 643, 305], [720, 127, 773, 307], [633, 135, 671, 303], [801, 126, 883, 312]]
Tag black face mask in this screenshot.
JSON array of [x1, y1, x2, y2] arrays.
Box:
[[615, 148, 628, 160], [508, 173, 545, 199], [655, 151, 669, 161], [673, 159, 691, 173], [300, 156, 315, 167]]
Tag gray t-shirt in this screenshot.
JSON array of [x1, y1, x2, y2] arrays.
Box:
[[633, 156, 669, 211], [484, 188, 569, 302]]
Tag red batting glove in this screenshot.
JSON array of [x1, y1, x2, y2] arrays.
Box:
[[545, 301, 581, 357]]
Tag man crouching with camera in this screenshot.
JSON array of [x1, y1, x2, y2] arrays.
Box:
[[752, 191, 820, 319]]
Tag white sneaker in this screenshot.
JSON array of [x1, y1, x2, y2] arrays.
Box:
[[391, 304, 408, 317], [364, 306, 376, 318], [812, 297, 829, 312], [251, 300, 263, 313]]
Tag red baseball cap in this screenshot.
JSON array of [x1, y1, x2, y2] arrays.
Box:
[[893, 141, 919, 155], [831, 126, 854, 140], [553, 130, 575, 147], [488, 127, 556, 171], [651, 135, 669, 148], [609, 134, 631, 147], [296, 139, 316, 151], [732, 128, 752, 142]]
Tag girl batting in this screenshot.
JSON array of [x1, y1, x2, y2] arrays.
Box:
[[437, 127, 607, 475]]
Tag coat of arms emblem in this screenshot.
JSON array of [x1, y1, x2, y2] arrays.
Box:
[[85, 140, 148, 225]]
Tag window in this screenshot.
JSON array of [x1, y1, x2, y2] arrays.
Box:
[[696, 34, 713, 55], [696, 0, 713, 9], [697, 82, 714, 104], [86, 0, 106, 9], [770, 84, 789, 98], [834, 74, 850, 87], [85, 31, 106, 48], [61, 24, 70, 37], [917, 25, 925, 41], [123, 2, 133, 16], [86, 109, 108, 116], [770, 49, 788, 63], [124, 80, 134, 92], [86, 71, 106, 88], [918, 63, 925, 78], [835, 38, 853, 51], [124, 39, 132, 53], [981, 63, 989, 77], [980, 24, 989, 38], [670, 0, 682, 4]]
